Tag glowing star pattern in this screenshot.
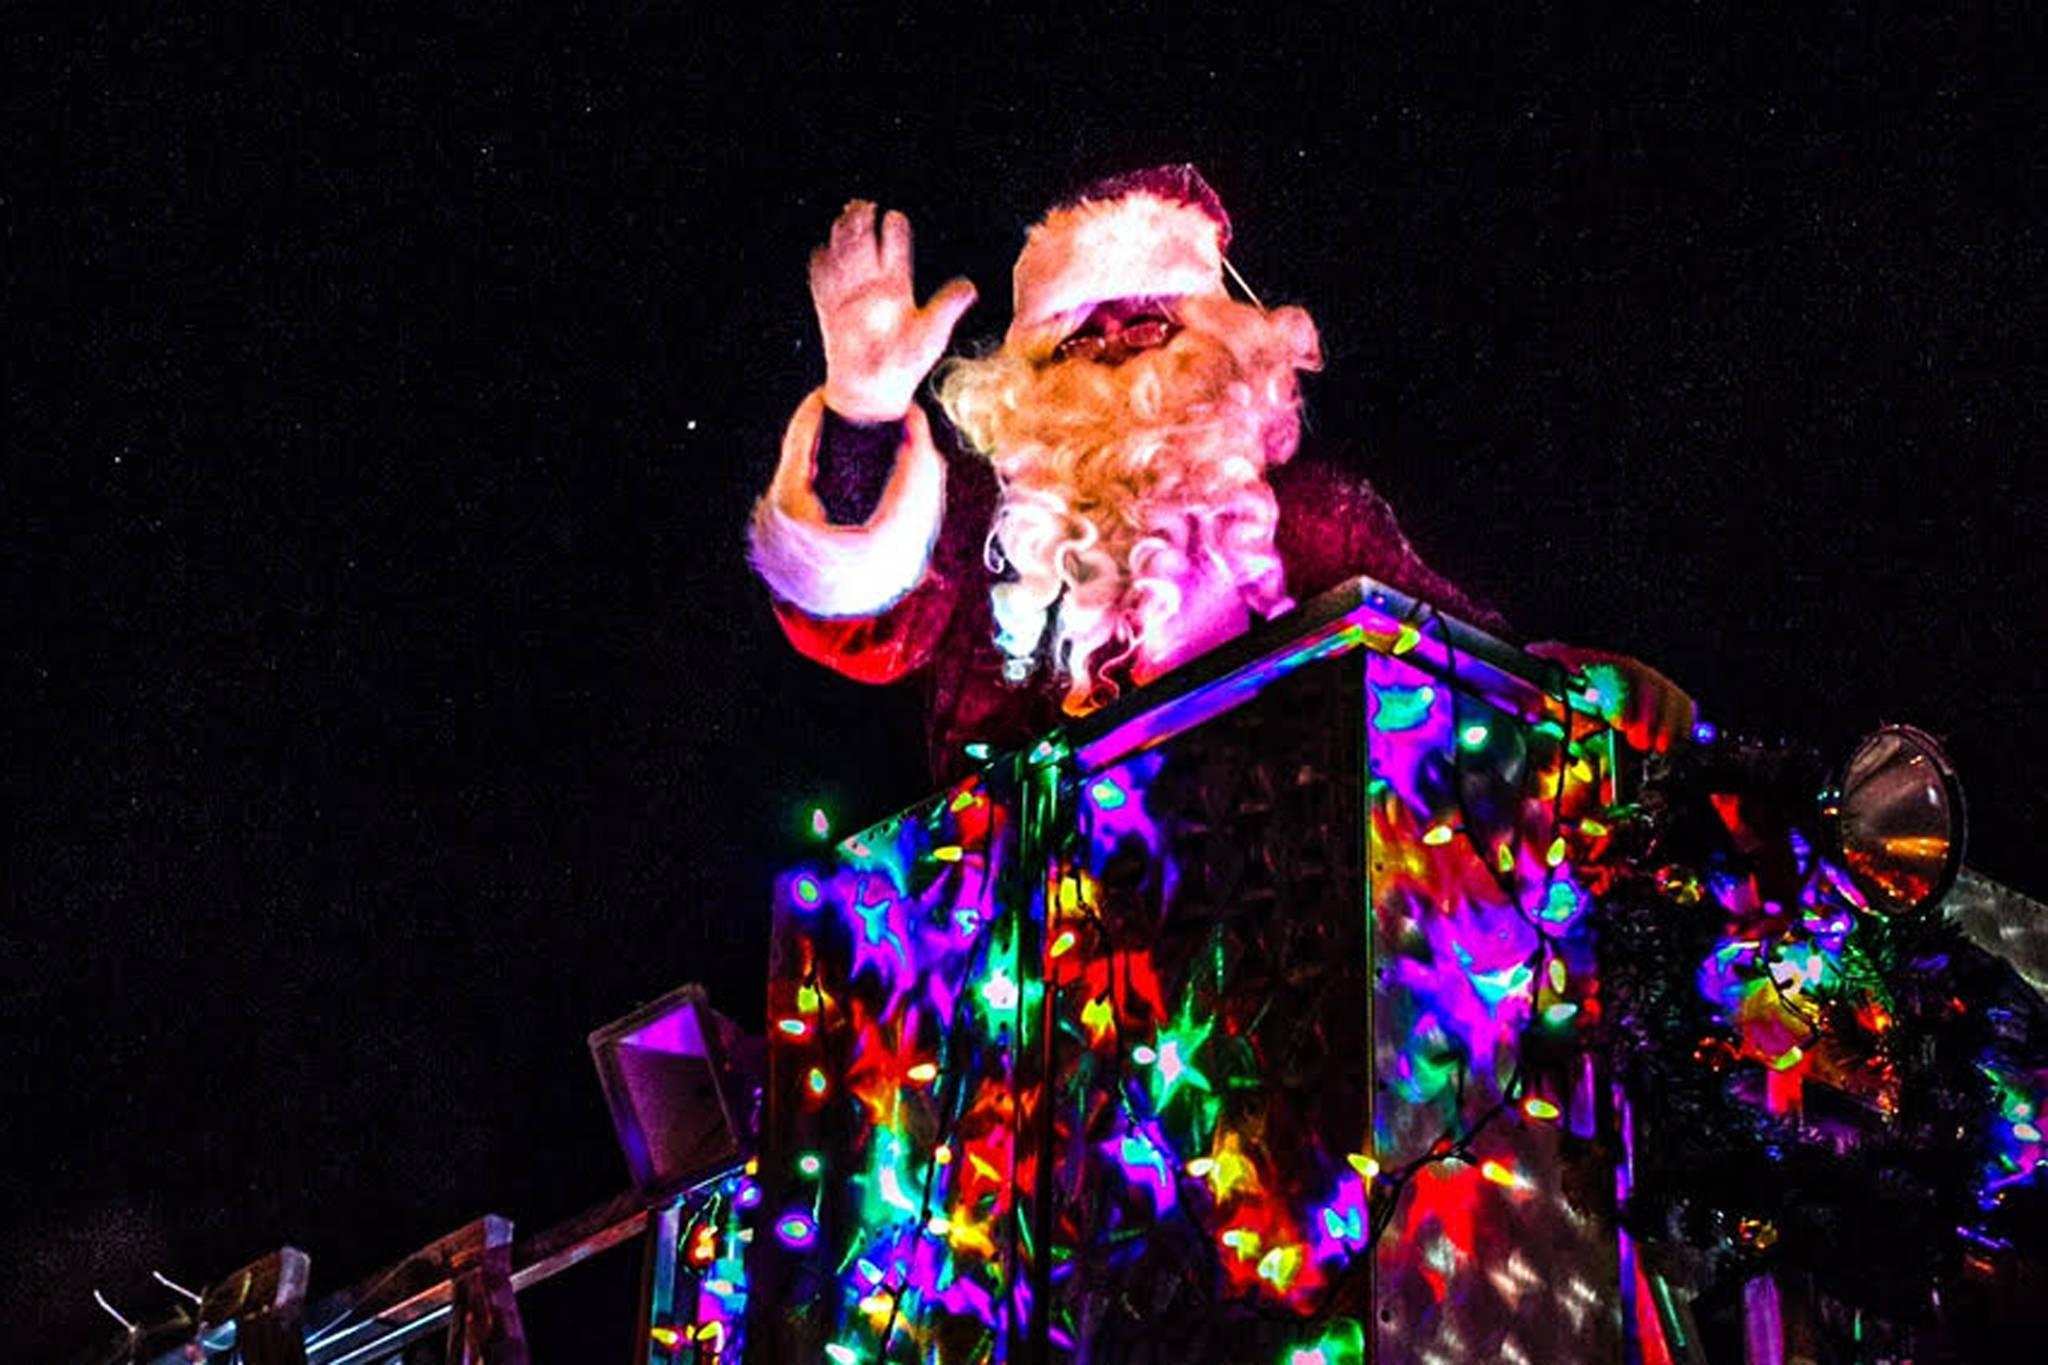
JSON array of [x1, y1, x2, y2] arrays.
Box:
[[757, 621, 1617, 1363]]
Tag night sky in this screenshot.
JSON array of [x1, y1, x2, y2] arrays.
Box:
[[7, 5, 2044, 1361]]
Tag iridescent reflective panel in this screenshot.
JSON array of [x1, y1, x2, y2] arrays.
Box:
[[752, 590, 1620, 1364], [1363, 650, 1619, 1365], [668, 1170, 756, 1361], [1037, 660, 1379, 1360], [755, 769, 1027, 1363]]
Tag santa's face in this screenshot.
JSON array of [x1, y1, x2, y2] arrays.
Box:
[[936, 293, 1321, 712], [944, 293, 1314, 474], [1046, 297, 1183, 367]]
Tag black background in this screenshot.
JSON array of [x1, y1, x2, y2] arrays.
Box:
[[7, 4, 2043, 1360]]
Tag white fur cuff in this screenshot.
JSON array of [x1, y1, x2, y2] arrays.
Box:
[[747, 390, 946, 618]]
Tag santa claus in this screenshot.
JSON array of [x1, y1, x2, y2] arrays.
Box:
[[748, 166, 1686, 780]]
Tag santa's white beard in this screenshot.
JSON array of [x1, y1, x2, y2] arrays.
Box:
[[936, 296, 1320, 713]]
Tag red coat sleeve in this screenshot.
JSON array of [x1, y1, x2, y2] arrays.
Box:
[[770, 570, 961, 685]]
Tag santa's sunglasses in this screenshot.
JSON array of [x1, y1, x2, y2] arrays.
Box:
[[1049, 310, 1180, 365], [1046, 260, 1266, 366]]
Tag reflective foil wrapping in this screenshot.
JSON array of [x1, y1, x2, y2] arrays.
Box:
[[752, 765, 1027, 1364], [1363, 650, 1619, 1365], [747, 590, 1619, 1364]]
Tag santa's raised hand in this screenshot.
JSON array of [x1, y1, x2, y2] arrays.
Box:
[[811, 201, 978, 423]]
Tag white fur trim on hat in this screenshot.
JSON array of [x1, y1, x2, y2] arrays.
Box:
[[1007, 191, 1228, 353], [747, 389, 946, 618]]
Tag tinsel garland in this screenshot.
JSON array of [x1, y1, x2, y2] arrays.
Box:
[[1589, 736, 2047, 1336]]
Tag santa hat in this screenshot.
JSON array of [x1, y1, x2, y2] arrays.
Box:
[[1006, 164, 1233, 355]]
